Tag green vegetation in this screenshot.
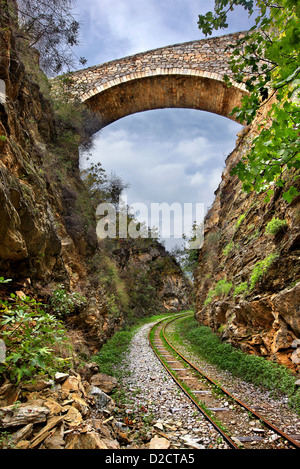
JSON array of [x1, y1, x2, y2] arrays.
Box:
[[51, 77, 99, 154], [203, 248, 281, 306], [222, 240, 235, 257], [235, 214, 246, 230], [0, 293, 71, 383], [220, 215, 247, 260], [198, 0, 300, 203], [265, 217, 288, 236], [171, 222, 203, 280], [93, 329, 134, 376], [233, 281, 248, 298], [48, 285, 87, 319], [249, 252, 279, 290], [0, 277, 11, 284], [204, 279, 232, 306], [176, 316, 300, 414]]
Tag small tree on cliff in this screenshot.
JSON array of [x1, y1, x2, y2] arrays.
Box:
[[198, 0, 300, 203], [14, 0, 86, 75]]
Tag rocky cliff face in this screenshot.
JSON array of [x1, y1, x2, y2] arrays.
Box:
[[122, 241, 192, 313], [195, 106, 300, 372], [0, 5, 191, 356]]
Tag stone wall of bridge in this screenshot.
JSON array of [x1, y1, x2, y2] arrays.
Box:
[[59, 31, 248, 128]]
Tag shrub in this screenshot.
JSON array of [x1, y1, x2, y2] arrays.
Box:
[[265, 218, 287, 236], [249, 252, 279, 290], [0, 294, 71, 383], [233, 281, 249, 298], [222, 241, 235, 257], [48, 286, 87, 319], [204, 279, 233, 306], [235, 213, 246, 230]]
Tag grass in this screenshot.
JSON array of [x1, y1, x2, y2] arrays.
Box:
[[249, 252, 279, 290], [174, 316, 300, 415], [222, 241, 235, 257], [204, 279, 233, 306], [233, 281, 249, 298], [265, 217, 287, 236]]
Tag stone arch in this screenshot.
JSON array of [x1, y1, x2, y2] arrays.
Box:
[[82, 70, 245, 129], [64, 33, 248, 131]]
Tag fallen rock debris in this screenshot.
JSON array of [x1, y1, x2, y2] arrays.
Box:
[[0, 365, 128, 449], [0, 322, 228, 450]]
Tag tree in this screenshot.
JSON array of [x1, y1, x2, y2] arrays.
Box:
[[106, 172, 131, 208], [15, 0, 86, 75], [82, 162, 131, 208], [198, 0, 300, 203], [171, 222, 203, 280]]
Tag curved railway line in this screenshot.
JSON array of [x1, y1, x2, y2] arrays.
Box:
[[149, 313, 300, 450]]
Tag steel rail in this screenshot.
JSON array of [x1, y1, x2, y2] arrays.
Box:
[[149, 314, 241, 449], [161, 314, 300, 450]]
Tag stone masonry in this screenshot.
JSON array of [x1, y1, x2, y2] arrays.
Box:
[[59, 32, 248, 129]]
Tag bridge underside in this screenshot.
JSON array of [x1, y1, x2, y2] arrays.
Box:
[[83, 74, 245, 130]]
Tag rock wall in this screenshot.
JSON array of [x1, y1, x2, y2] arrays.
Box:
[[122, 241, 192, 313], [195, 105, 300, 372]]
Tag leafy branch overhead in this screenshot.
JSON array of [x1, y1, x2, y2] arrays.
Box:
[[198, 0, 300, 203]]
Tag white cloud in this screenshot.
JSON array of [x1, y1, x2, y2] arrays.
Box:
[[74, 0, 254, 67], [82, 109, 240, 214], [189, 172, 205, 187], [74, 0, 204, 65]]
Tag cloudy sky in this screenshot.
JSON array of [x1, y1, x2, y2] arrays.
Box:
[[72, 0, 255, 250]]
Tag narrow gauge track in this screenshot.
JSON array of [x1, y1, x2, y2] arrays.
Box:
[[149, 313, 300, 450]]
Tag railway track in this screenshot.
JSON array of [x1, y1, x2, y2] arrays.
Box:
[[149, 313, 300, 450]]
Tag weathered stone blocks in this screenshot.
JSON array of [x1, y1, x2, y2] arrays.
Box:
[[59, 32, 247, 129]]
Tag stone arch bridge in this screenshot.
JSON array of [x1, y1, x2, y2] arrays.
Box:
[[61, 31, 248, 129]]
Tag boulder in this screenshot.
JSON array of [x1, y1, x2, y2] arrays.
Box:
[[78, 362, 100, 382], [86, 418, 113, 439], [43, 398, 64, 416], [0, 382, 19, 407], [89, 386, 113, 409], [65, 432, 108, 449], [149, 435, 170, 449], [21, 379, 53, 393], [61, 375, 85, 397], [54, 372, 69, 383], [71, 394, 90, 417], [63, 406, 83, 427], [29, 416, 64, 449], [90, 373, 118, 394], [0, 404, 49, 428], [291, 348, 300, 365], [272, 284, 300, 336], [11, 423, 33, 445]]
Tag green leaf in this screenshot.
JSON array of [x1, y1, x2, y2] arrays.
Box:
[[0, 277, 12, 283], [283, 186, 299, 203]]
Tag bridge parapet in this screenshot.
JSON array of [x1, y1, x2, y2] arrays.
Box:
[[64, 32, 247, 102]]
